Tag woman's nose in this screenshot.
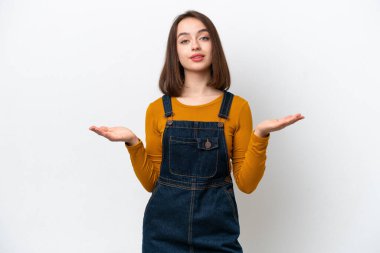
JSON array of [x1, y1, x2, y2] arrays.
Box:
[[191, 41, 200, 51]]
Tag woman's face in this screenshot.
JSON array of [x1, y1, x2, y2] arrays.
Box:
[[176, 17, 212, 73]]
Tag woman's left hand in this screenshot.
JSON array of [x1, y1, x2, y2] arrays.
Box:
[[254, 113, 305, 138]]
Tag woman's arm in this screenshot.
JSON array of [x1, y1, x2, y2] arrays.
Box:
[[125, 103, 161, 192], [231, 102, 270, 194]]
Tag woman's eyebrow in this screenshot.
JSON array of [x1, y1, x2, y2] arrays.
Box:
[[177, 28, 209, 39]]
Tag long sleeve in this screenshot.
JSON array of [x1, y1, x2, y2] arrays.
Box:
[[124, 103, 161, 192], [231, 102, 270, 194]]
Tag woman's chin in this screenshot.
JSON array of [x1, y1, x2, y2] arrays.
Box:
[[183, 64, 212, 73]]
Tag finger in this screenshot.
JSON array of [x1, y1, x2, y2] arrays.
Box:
[[91, 127, 106, 135], [288, 113, 303, 120], [288, 115, 304, 124], [277, 115, 294, 124], [91, 126, 107, 134], [274, 114, 304, 129], [93, 129, 104, 135], [89, 126, 99, 132], [283, 115, 294, 121], [292, 114, 305, 121], [93, 130, 110, 139], [279, 116, 298, 126], [90, 126, 101, 132], [89, 126, 100, 131]]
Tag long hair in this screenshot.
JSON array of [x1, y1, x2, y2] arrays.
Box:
[[159, 10, 231, 97]]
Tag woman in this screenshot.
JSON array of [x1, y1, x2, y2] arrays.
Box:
[[90, 10, 304, 253]]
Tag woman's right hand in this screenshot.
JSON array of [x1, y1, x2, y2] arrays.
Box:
[[89, 125, 139, 144]]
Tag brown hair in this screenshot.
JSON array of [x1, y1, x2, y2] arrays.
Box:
[[158, 10, 231, 97]]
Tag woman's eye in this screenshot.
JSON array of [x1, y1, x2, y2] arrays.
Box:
[[179, 37, 210, 44]]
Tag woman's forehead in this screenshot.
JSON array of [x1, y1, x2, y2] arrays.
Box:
[[177, 18, 207, 35]]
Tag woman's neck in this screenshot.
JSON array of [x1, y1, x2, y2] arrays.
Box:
[[182, 70, 214, 97]]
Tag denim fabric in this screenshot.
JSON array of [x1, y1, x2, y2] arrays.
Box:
[[143, 90, 243, 253]]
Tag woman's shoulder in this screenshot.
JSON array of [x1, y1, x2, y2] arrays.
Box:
[[229, 93, 250, 111], [230, 93, 248, 103], [145, 96, 165, 116], [149, 96, 163, 106], [227, 94, 253, 124]]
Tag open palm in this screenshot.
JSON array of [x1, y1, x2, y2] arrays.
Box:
[[256, 113, 305, 135], [89, 126, 134, 142]]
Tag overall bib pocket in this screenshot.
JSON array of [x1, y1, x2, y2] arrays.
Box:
[[169, 136, 219, 178]]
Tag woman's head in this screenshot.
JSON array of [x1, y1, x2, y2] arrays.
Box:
[[159, 10, 230, 96]]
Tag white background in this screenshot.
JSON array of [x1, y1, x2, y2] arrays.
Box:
[[1, 0, 379, 252]]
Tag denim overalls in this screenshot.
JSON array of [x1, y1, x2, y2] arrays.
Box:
[[143, 90, 243, 253]]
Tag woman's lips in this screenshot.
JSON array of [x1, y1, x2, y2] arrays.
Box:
[[191, 56, 204, 62]]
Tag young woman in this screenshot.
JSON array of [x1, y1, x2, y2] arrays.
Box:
[[90, 10, 304, 253]]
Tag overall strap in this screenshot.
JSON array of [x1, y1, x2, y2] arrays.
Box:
[[218, 90, 234, 119], [162, 94, 173, 117]]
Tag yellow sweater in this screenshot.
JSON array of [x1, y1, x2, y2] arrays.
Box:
[[125, 93, 270, 194]]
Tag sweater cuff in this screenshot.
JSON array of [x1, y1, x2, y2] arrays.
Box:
[[252, 129, 270, 143], [125, 138, 143, 151]]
